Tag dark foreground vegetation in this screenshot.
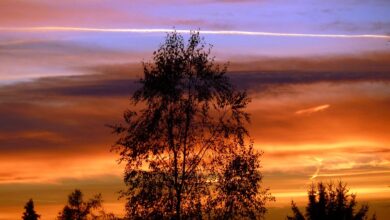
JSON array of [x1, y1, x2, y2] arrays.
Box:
[[287, 182, 376, 220], [21, 31, 377, 220], [23, 180, 376, 220]]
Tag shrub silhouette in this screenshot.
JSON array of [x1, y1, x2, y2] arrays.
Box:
[[111, 31, 272, 219], [287, 181, 376, 220], [22, 199, 40, 220], [57, 189, 102, 220]]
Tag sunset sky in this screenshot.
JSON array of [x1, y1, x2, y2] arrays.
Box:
[[1, 0, 390, 219]]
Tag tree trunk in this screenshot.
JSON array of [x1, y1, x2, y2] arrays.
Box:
[[176, 189, 181, 220]]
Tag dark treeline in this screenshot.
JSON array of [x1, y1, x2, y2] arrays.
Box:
[[22, 189, 119, 220], [22, 181, 376, 220], [21, 31, 378, 220]]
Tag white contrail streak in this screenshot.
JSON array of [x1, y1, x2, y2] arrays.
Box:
[[295, 104, 330, 115], [310, 157, 323, 180], [0, 26, 390, 39]]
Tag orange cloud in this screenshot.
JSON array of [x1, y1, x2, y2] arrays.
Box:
[[0, 155, 123, 184]]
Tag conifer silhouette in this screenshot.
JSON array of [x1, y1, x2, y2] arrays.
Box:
[[287, 181, 376, 220], [22, 199, 40, 220], [57, 189, 102, 220]]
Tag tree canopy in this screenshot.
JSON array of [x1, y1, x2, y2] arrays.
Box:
[[206, 145, 274, 219], [111, 31, 272, 219]]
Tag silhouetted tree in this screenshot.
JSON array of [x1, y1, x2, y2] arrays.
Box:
[[22, 199, 40, 220], [111, 31, 271, 219], [206, 144, 274, 220], [57, 189, 102, 220], [287, 181, 376, 220]]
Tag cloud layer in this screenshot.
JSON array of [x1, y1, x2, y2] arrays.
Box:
[[1, 56, 390, 218]]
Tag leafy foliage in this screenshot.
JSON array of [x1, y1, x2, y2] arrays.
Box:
[[206, 145, 274, 220], [22, 199, 40, 220], [111, 31, 271, 219], [57, 189, 102, 220], [287, 182, 376, 220]]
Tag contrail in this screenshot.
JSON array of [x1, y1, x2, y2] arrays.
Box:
[[1, 26, 390, 39], [310, 157, 323, 180], [295, 104, 330, 115]]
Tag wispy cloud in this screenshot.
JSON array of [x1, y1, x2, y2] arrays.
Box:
[[316, 169, 390, 178]]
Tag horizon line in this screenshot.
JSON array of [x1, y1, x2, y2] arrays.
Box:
[[1, 26, 390, 39]]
